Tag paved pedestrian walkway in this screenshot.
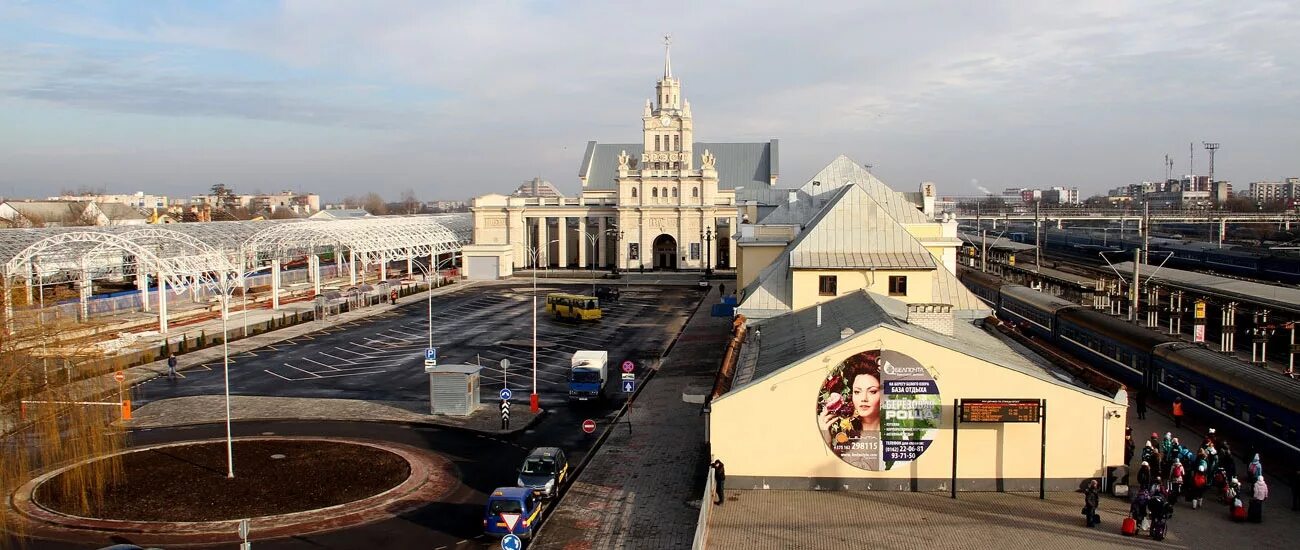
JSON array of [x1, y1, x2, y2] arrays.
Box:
[[533, 285, 733, 549]]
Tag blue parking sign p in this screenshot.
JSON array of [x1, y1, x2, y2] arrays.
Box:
[[425, 348, 437, 361]]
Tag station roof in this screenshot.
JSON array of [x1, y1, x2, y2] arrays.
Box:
[[0, 214, 472, 294], [725, 291, 1112, 401], [957, 231, 1037, 252], [1113, 261, 1300, 315]]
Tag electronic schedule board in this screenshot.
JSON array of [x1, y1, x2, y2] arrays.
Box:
[[959, 399, 1042, 423]]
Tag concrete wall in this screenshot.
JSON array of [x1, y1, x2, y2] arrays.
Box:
[[710, 326, 1126, 491]]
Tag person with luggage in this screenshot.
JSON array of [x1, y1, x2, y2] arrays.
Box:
[[1147, 490, 1172, 540], [1083, 479, 1101, 528], [1128, 489, 1150, 534]]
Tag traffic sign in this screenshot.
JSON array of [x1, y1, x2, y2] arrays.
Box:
[[622, 380, 636, 393], [425, 348, 437, 361], [582, 419, 596, 433], [501, 534, 522, 550], [621, 360, 635, 373], [114, 371, 125, 383], [499, 388, 513, 401], [621, 373, 635, 381], [424, 359, 437, 367], [500, 358, 511, 370], [500, 512, 521, 533], [237, 518, 250, 540]]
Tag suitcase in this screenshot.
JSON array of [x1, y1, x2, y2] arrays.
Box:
[[1121, 517, 1137, 536], [1231, 503, 1247, 522], [1114, 484, 1130, 498]]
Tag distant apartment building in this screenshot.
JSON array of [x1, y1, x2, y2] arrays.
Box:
[[1000, 186, 1079, 205], [1106, 175, 1226, 208], [510, 177, 565, 198], [0, 200, 148, 227], [50, 191, 170, 210], [187, 191, 320, 214], [1246, 178, 1300, 204]]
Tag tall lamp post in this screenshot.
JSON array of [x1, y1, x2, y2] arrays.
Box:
[[583, 231, 599, 296], [528, 239, 559, 413], [700, 227, 713, 277], [608, 229, 624, 275], [414, 251, 459, 350]]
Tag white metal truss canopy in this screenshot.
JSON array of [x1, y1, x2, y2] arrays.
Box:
[[241, 214, 472, 267], [0, 214, 471, 331]]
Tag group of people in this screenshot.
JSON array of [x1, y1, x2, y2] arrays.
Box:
[[1114, 425, 1272, 538]]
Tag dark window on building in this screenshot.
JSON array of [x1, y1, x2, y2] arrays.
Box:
[[819, 275, 837, 296], [888, 275, 907, 296], [631, 188, 637, 198], [652, 188, 658, 198]]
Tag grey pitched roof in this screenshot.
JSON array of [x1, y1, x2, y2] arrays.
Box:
[[4, 201, 90, 223], [786, 185, 937, 270], [799, 155, 928, 224], [309, 208, 372, 220], [733, 291, 896, 388], [729, 291, 1111, 401], [94, 202, 147, 220], [578, 141, 775, 191], [736, 182, 986, 318]]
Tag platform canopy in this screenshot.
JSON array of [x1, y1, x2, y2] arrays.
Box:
[[0, 214, 472, 296]]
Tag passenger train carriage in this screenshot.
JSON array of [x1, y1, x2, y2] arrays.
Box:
[[959, 268, 1300, 471]]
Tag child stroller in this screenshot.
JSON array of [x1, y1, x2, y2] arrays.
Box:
[[1147, 493, 1173, 541]]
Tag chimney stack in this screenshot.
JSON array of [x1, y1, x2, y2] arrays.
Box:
[[816, 304, 822, 327], [906, 303, 955, 337], [788, 190, 798, 204]]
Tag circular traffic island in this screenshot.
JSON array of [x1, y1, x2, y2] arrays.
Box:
[[12, 436, 457, 546], [35, 439, 410, 521]]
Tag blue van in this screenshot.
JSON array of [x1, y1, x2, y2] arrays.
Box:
[[483, 487, 541, 539]]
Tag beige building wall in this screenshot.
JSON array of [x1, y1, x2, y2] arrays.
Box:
[[737, 245, 784, 290], [790, 269, 936, 310], [710, 326, 1126, 490]]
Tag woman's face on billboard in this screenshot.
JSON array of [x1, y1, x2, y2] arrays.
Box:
[[851, 371, 881, 422]]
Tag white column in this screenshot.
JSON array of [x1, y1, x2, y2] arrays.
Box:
[[137, 270, 150, 312], [577, 217, 587, 269], [533, 217, 542, 268], [335, 247, 343, 279], [557, 217, 568, 268], [706, 218, 717, 271], [78, 269, 92, 322], [597, 217, 608, 267], [157, 271, 169, 335], [728, 219, 738, 269], [539, 217, 549, 266], [271, 258, 281, 310], [406, 249, 413, 277], [311, 255, 321, 297], [379, 256, 387, 281], [349, 251, 357, 285]]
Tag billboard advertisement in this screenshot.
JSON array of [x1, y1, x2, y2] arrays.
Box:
[[816, 350, 942, 471]]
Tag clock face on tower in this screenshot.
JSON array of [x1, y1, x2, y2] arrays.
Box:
[[659, 115, 672, 127]]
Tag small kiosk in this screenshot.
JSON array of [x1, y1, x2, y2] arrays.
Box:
[[427, 364, 482, 416]]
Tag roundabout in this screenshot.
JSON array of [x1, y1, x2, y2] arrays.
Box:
[[10, 436, 457, 546]]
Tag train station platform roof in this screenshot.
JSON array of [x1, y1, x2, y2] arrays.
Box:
[[1113, 261, 1300, 315], [957, 231, 1037, 253]]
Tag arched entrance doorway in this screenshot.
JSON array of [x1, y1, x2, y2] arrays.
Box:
[[652, 234, 678, 270]]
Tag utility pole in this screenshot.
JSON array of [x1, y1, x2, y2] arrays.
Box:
[[1204, 142, 1220, 189], [1034, 200, 1041, 272], [1129, 247, 1141, 323], [981, 229, 988, 273], [1143, 201, 1150, 265], [1189, 142, 1194, 177]]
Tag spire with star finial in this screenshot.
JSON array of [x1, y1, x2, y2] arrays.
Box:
[[663, 34, 672, 78]]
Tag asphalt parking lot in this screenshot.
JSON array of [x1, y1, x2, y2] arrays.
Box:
[[133, 282, 697, 411]]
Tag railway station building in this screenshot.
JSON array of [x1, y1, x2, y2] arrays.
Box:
[[463, 45, 775, 279], [709, 290, 1128, 491]]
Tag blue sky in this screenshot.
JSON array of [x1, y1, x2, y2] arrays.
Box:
[[2, 0, 1298, 201]]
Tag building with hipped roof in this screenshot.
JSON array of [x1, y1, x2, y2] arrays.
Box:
[[708, 290, 1127, 491], [733, 155, 976, 320], [0, 200, 148, 227]]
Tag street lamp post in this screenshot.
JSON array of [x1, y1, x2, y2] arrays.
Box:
[[700, 227, 714, 277], [414, 251, 458, 351], [528, 239, 558, 414], [583, 231, 599, 296]]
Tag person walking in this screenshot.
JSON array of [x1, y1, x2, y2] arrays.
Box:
[[1124, 429, 1136, 466], [711, 459, 726, 506], [1138, 461, 1153, 492], [1249, 475, 1268, 523], [717, 282, 725, 296], [1247, 454, 1264, 486], [1172, 397, 1185, 428], [1135, 390, 1147, 420], [167, 353, 177, 378], [1083, 479, 1101, 528]]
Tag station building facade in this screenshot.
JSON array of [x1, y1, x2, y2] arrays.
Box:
[[710, 290, 1128, 491], [464, 49, 776, 279]]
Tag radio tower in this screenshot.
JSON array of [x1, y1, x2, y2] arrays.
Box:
[[1204, 142, 1220, 187]]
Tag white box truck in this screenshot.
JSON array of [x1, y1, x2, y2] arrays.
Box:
[[568, 350, 609, 402]]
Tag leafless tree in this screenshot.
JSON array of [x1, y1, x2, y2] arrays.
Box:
[[399, 189, 420, 215], [362, 192, 388, 215]]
